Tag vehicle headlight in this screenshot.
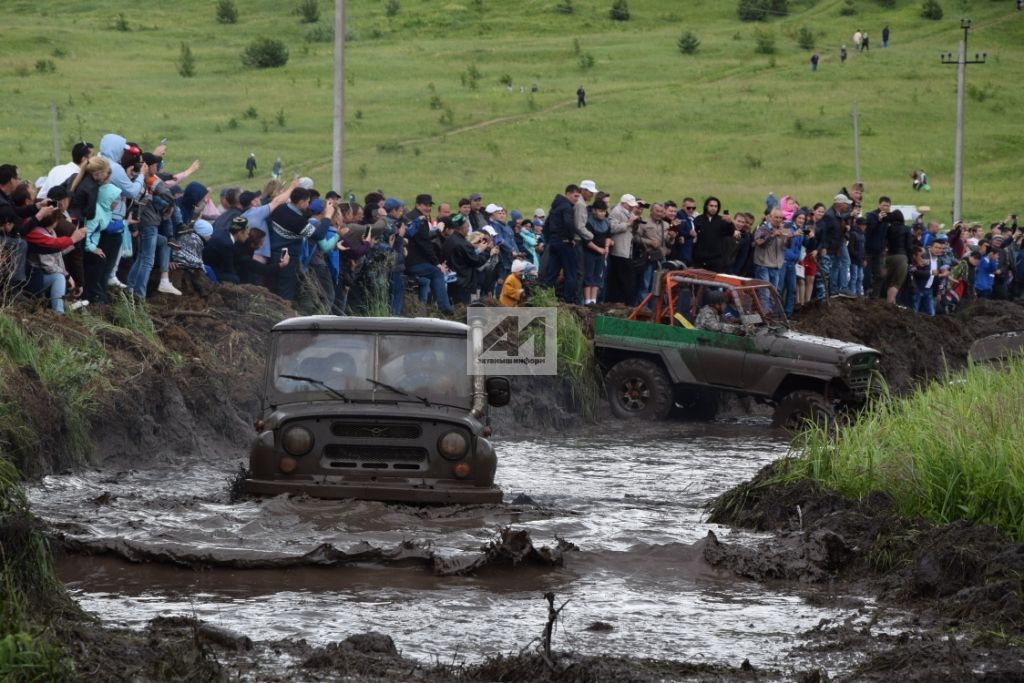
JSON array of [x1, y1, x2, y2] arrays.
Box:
[[282, 425, 314, 456], [437, 431, 469, 460]]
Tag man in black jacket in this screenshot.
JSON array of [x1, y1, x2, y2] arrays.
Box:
[[269, 187, 330, 300], [863, 196, 891, 298], [443, 214, 496, 305], [203, 216, 251, 284], [404, 193, 453, 314], [541, 184, 580, 301]]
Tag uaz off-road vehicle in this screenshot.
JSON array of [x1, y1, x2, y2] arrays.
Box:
[[594, 269, 881, 427], [245, 316, 511, 503]]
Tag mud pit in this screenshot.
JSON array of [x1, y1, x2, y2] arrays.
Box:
[[31, 423, 896, 680]]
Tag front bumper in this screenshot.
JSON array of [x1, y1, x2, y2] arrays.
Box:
[[244, 477, 503, 504]]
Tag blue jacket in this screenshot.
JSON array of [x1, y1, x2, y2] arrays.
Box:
[[490, 219, 516, 269], [975, 256, 998, 292], [783, 224, 804, 264], [98, 134, 145, 216], [848, 228, 866, 262]]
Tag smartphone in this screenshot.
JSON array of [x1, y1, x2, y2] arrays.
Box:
[[160, 138, 168, 145], [282, 247, 289, 258]]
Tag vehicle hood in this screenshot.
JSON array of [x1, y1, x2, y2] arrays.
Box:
[[262, 401, 481, 430], [759, 327, 880, 364]]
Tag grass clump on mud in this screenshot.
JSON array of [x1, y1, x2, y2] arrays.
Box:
[[527, 288, 603, 421], [792, 357, 1024, 543]]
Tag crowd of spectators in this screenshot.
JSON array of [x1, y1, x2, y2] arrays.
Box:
[[1, 136, 1019, 320]]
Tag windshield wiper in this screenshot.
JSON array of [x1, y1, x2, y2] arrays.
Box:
[[279, 374, 350, 402], [365, 377, 430, 407]]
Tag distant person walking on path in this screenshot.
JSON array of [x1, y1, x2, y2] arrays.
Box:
[[862, 32, 870, 52], [271, 157, 282, 180], [246, 153, 257, 179], [811, 52, 820, 72], [576, 86, 586, 108], [853, 30, 862, 51], [882, 25, 890, 48], [840, 45, 848, 64]]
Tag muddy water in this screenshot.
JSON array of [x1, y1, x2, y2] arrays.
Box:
[[30, 420, 879, 670]]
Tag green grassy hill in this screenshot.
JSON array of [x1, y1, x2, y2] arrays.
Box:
[[3, 0, 1021, 220]]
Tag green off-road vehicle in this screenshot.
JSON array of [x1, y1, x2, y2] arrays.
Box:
[[245, 316, 511, 504], [594, 269, 882, 428]]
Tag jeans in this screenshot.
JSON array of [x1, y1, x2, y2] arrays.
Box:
[[406, 262, 452, 313], [849, 264, 864, 296], [84, 232, 123, 304], [780, 262, 798, 316], [754, 264, 782, 312], [912, 290, 935, 315], [830, 244, 850, 293], [390, 269, 405, 315], [816, 254, 832, 299], [128, 224, 159, 298], [41, 272, 66, 313], [541, 241, 578, 302], [634, 263, 655, 306]]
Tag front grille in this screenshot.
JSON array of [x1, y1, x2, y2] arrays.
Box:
[[322, 444, 428, 471], [330, 422, 422, 439]]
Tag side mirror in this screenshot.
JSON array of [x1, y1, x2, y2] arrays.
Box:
[[485, 376, 511, 407]]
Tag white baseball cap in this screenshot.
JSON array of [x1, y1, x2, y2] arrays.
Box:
[[482, 225, 498, 236], [484, 203, 503, 214], [580, 179, 599, 193], [533, 208, 546, 218], [298, 177, 315, 190], [620, 193, 639, 208]]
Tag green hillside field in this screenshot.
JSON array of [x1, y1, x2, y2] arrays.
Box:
[[2, 0, 1021, 221]]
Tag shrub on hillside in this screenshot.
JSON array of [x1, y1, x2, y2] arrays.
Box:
[[177, 43, 195, 78], [678, 31, 700, 55], [876, 0, 895, 7], [216, 0, 238, 24], [609, 0, 630, 21], [385, 0, 400, 17], [298, 0, 320, 23], [737, 0, 788, 21], [241, 37, 289, 69], [797, 25, 815, 50], [754, 28, 776, 55], [305, 24, 333, 42], [921, 0, 943, 20], [839, 0, 857, 15], [555, 0, 574, 14]]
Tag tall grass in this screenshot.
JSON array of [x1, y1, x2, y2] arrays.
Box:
[[0, 314, 110, 468], [527, 287, 602, 420], [791, 358, 1024, 542], [109, 291, 162, 348], [0, 457, 75, 681]]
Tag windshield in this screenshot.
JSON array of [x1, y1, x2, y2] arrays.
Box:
[[271, 331, 472, 404]]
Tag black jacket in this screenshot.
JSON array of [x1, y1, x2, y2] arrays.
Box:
[[443, 230, 488, 288], [543, 194, 575, 243], [203, 229, 240, 284], [864, 209, 888, 255], [404, 208, 438, 268], [693, 213, 733, 266]]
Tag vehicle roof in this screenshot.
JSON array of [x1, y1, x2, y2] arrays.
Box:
[[671, 268, 772, 289], [272, 316, 469, 335]]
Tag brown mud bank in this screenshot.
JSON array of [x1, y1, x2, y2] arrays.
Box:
[[792, 298, 1024, 394], [705, 460, 1024, 682], [63, 617, 772, 683]]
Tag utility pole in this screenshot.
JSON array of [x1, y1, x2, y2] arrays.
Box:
[[851, 102, 861, 185], [940, 18, 986, 223], [332, 0, 345, 194], [50, 104, 61, 167]]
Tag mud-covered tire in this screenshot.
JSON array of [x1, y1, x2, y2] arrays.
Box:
[[674, 387, 720, 421], [772, 390, 835, 430], [606, 359, 674, 420]]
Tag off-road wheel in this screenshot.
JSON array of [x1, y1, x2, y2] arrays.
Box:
[[674, 387, 720, 421], [772, 390, 836, 430], [606, 359, 674, 420]]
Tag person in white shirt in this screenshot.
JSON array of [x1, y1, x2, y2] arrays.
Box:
[[39, 142, 94, 199]]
